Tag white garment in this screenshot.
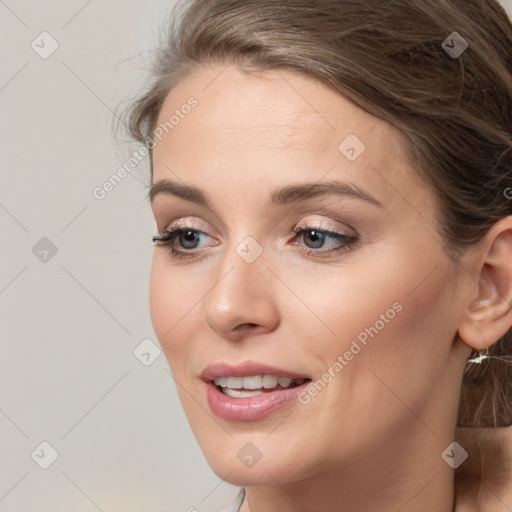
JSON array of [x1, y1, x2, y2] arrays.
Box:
[[220, 488, 245, 512]]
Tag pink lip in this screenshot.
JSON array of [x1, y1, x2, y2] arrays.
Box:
[[200, 361, 311, 422], [204, 381, 311, 421], [200, 361, 311, 381]]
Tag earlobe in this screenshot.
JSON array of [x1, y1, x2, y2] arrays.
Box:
[[458, 216, 512, 351]]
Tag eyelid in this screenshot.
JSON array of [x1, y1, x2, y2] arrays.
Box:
[[155, 200, 360, 233], [153, 203, 230, 235], [161, 216, 213, 235], [293, 216, 356, 236]]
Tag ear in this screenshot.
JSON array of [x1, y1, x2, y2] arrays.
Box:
[[458, 216, 512, 351]]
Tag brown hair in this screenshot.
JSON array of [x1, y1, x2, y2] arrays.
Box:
[[122, 0, 512, 476]]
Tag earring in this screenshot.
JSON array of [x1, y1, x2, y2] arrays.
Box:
[[467, 352, 489, 364]]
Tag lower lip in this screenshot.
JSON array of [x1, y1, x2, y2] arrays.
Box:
[[204, 381, 310, 422]]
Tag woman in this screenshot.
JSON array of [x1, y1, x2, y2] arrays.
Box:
[[122, 0, 512, 510]]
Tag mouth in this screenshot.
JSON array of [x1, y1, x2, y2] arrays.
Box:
[[200, 362, 312, 421], [212, 375, 309, 398]]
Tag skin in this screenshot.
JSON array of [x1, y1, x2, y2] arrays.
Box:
[[148, 64, 512, 512]]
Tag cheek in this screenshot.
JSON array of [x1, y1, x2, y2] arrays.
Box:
[[149, 254, 198, 372], [308, 252, 457, 418], [289, 252, 447, 353]]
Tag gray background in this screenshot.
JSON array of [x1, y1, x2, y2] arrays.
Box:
[[1, 1, 511, 511]]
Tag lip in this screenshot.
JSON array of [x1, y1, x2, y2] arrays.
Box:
[[201, 361, 312, 422], [200, 361, 311, 381]]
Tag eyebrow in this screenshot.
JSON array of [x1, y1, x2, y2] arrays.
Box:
[[148, 178, 384, 209]]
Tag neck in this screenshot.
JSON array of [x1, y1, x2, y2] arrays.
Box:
[[454, 425, 512, 510]]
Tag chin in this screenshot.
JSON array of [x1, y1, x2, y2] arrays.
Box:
[[196, 434, 316, 487]]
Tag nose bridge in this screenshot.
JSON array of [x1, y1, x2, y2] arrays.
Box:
[[208, 233, 268, 309], [202, 232, 280, 337]]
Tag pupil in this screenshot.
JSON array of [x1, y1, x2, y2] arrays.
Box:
[[181, 230, 199, 249], [305, 230, 325, 248]]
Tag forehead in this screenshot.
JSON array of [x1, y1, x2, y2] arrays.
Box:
[[151, 64, 426, 213], [155, 65, 405, 157]]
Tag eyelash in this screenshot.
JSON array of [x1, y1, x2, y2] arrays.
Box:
[[151, 221, 358, 260]]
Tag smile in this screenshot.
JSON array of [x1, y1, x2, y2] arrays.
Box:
[[213, 375, 308, 397], [201, 362, 312, 421]]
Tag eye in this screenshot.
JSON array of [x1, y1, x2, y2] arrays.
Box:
[[152, 222, 359, 260], [291, 225, 358, 257], [152, 220, 214, 260]]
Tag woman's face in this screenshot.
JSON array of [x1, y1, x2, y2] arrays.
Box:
[[149, 64, 470, 485]]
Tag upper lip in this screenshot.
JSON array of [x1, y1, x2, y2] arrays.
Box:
[[200, 361, 311, 382]]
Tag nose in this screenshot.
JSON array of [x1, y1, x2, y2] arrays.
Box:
[[202, 242, 280, 341]]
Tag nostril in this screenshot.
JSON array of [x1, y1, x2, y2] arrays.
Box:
[[235, 323, 259, 330]]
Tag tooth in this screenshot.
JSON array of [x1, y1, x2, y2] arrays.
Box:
[[225, 377, 243, 388], [216, 375, 304, 390], [242, 375, 262, 389], [223, 388, 264, 398], [262, 375, 279, 388]]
